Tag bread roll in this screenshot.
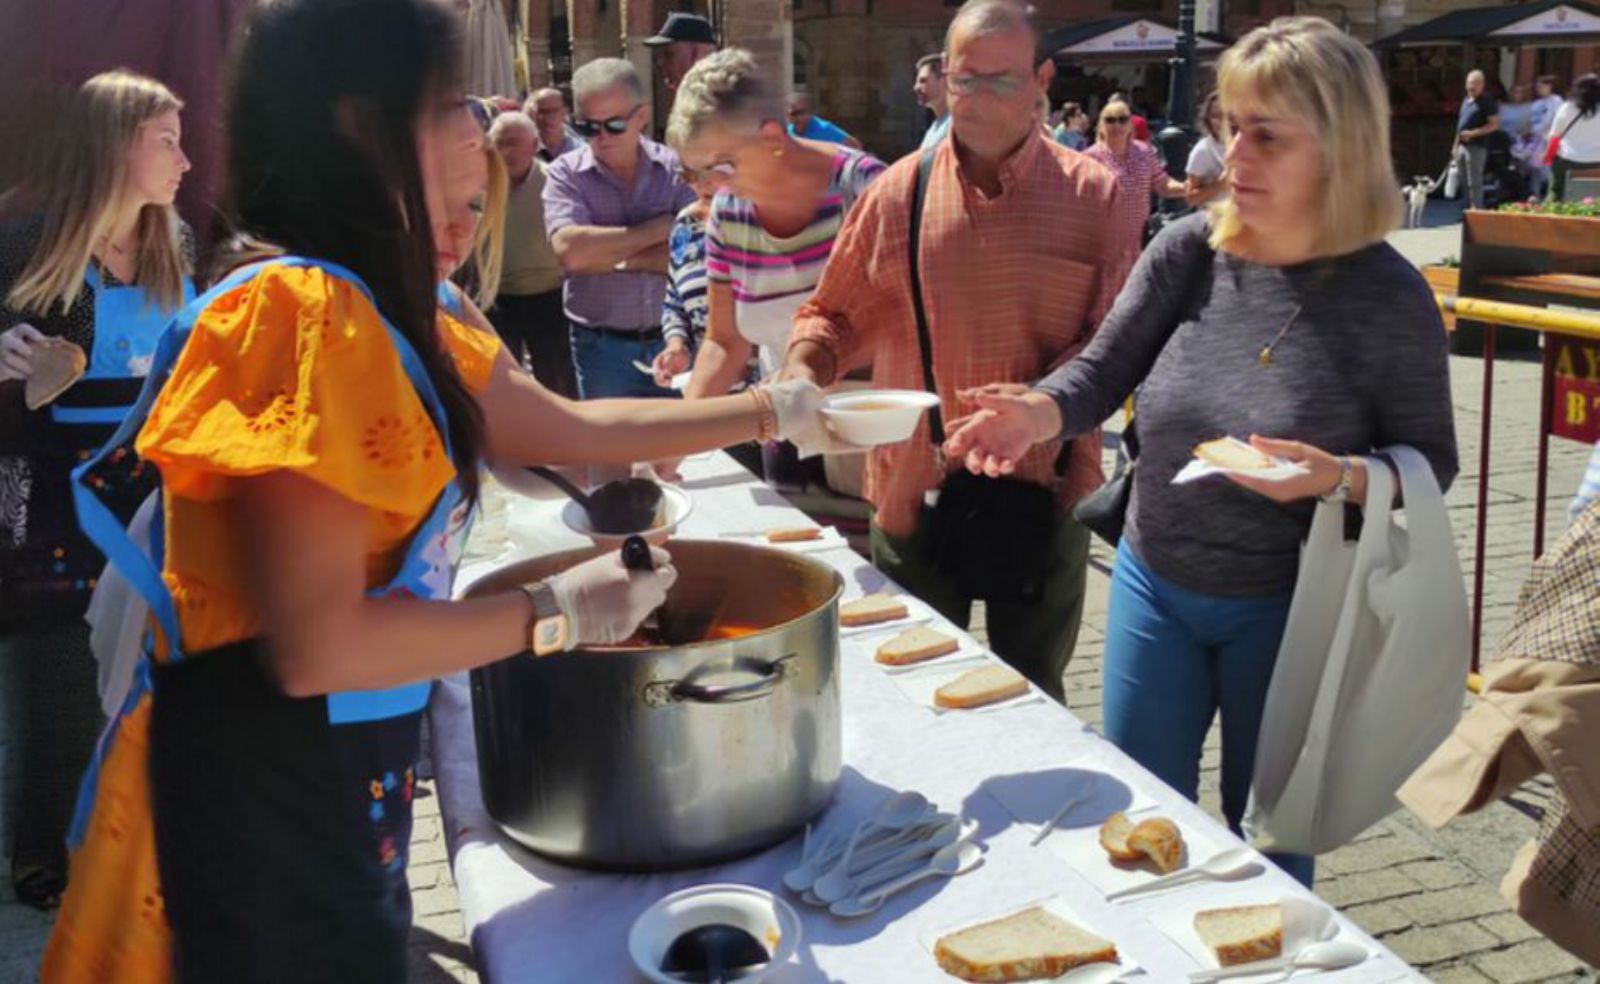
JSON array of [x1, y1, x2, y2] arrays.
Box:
[[1126, 817, 1185, 873]]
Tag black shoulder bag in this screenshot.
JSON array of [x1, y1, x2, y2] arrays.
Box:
[[909, 149, 1058, 605]]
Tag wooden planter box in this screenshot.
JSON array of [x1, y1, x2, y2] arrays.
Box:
[[1421, 265, 1459, 332], [1465, 209, 1600, 255]]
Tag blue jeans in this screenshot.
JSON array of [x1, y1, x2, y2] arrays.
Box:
[[569, 325, 678, 400], [1103, 540, 1315, 887]]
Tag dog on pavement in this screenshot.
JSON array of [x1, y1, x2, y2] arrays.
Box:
[[1401, 176, 1438, 228]]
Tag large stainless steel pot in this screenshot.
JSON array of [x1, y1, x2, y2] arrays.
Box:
[[464, 539, 844, 871]]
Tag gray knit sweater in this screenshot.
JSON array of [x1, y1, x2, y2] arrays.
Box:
[[1036, 213, 1458, 596]]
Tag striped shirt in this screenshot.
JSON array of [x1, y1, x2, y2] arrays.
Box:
[[705, 149, 885, 368], [1083, 139, 1166, 278], [790, 129, 1124, 536], [662, 203, 709, 347]]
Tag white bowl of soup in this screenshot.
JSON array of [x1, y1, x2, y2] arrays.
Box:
[[820, 390, 942, 447]]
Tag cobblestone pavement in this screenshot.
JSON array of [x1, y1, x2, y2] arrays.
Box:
[[5, 216, 1598, 982]]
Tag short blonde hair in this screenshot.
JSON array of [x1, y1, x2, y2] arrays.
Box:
[[466, 144, 508, 310], [8, 70, 190, 316], [666, 48, 782, 151], [1210, 17, 1400, 256]]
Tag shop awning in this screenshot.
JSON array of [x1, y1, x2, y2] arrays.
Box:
[[1043, 16, 1230, 61], [1375, 0, 1600, 48]]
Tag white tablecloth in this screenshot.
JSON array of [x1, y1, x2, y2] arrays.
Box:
[[432, 453, 1422, 983]]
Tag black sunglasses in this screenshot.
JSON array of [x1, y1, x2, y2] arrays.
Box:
[[1102, 115, 1131, 124], [571, 106, 640, 138]]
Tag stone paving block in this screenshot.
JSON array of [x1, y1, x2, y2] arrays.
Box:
[[1426, 961, 1497, 984], [1476, 911, 1544, 946], [1400, 859, 1478, 891], [411, 883, 465, 918], [1344, 901, 1416, 936], [1471, 940, 1591, 983], [1382, 920, 1502, 965], [409, 832, 451, 866], [408, 861, 444, 891], [1323, 833, 1438, 876], [1315, 867, 1424, 908], [1395, 884, 1510, 927]]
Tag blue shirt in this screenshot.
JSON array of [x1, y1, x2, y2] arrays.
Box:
[[662, 204, 709, 347], [920, 114, 951, 150], [789, 115, 855, 146]]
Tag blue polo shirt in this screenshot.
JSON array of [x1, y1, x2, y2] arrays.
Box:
[[789, 115, 855, 146]]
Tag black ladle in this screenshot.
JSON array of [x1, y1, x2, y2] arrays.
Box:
[[621, 537, 717, 646], [659, 923, 770, 983], [527, 466, 664, 535]]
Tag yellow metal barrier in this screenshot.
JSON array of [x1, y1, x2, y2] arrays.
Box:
[[1434, 293, 1600, 341]]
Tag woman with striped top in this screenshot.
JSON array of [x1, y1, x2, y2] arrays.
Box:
[[659, 48, 884, 398]]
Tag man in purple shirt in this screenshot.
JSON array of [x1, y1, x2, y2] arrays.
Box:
[[544, 58, 696, 399]]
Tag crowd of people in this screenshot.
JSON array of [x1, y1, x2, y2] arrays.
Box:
[[1452, 67, 1600, 207], [6, 0, 1596, 978]]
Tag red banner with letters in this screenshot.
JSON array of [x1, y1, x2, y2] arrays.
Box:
[[1548, 332, 1600, 445]]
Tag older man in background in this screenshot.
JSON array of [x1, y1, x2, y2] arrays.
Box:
[[781, 0, 1122, 700], [1456, 69, 1500, 210], [528, 87, 583, 163], [914, 52, 951, 149], [786, 91, 863, 149], [487, 111, 576, 398], [543, 58, 695, 399], [645, 11, 718, 94]]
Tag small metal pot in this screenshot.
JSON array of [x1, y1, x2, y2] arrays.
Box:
[[464, 540, 843, 871]]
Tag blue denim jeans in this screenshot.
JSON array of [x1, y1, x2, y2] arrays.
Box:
[[569, 325, 678, 400], [1102, 540, 1315, 887]]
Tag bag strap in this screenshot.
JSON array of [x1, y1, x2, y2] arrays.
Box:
[[908, 147, 942, 445]]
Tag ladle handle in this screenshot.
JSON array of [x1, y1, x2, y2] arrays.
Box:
[[526, 465, 591, 508], [621, 535, 654, 572]]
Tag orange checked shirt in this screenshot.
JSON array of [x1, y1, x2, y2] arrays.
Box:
[[790, 128, 1125, 536]]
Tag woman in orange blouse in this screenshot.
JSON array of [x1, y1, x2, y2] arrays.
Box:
[[43, 2, 833, 981]]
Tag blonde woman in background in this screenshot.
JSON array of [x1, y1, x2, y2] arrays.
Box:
[[0, 69, 194, 910], [1082, 95, 1186, 279], [946, 17, 1458, 886]]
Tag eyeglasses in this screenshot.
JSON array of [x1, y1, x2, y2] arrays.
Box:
[[1102, 115, 1131, 125], [571, 106, 640, 138], [681, 161, 737, 183], [946, 72, 1026, 97]]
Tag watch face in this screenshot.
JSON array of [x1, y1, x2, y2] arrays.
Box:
[[534, 616, 569, 655]]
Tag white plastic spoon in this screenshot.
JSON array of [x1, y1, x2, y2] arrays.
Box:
[[1187, 939, 1368, 982], [813, 818, 966, 904], [1103, 847, 1261, 903], [828, 840, 984, 918], [785, 793, 930, 892], [1051, 961, 1128, 984]]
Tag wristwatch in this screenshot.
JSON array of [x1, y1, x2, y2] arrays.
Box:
[[1321, 456, 1353, 504], [518, 581, 570, 656]]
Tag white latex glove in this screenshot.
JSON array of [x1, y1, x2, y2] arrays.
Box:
[[0, 323, 44, 383], [547, 547, 678, 646], [764, 378, 868, 459]]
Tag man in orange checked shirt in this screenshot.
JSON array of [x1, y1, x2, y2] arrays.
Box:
[[781, 0, 1124, 700]]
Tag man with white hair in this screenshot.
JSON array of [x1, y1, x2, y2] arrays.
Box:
[[527, 87, 582, 163], [487, 111, 575, 397], [1456, 69, 1500, 209], [543, 58, 695, 398], [781, 0, 1121, 700]]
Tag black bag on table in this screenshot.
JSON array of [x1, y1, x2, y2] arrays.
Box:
[[906, 148, 1059, 605]]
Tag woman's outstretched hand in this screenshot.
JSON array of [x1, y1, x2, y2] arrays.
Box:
[[943, 384, 1061, 477]]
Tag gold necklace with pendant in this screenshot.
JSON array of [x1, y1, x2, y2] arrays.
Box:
[[1258, 304, 1304, 367]]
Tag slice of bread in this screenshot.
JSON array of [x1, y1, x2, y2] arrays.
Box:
[[1097, 812, 1144, 862], [839, 592, 908, 627], [875, 626, 959, 666], [24, 337, 87, 410], [935, 905, 1118, 982], [766, 527, 823, 543], [934, 665, 1028, 709], [1193, 904, 1283, 967], [1194, 437, 1277, 472], [1126, 817, 1185, 873]]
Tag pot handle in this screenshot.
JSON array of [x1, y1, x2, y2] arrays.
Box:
[[669, 655, 794, 704]]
